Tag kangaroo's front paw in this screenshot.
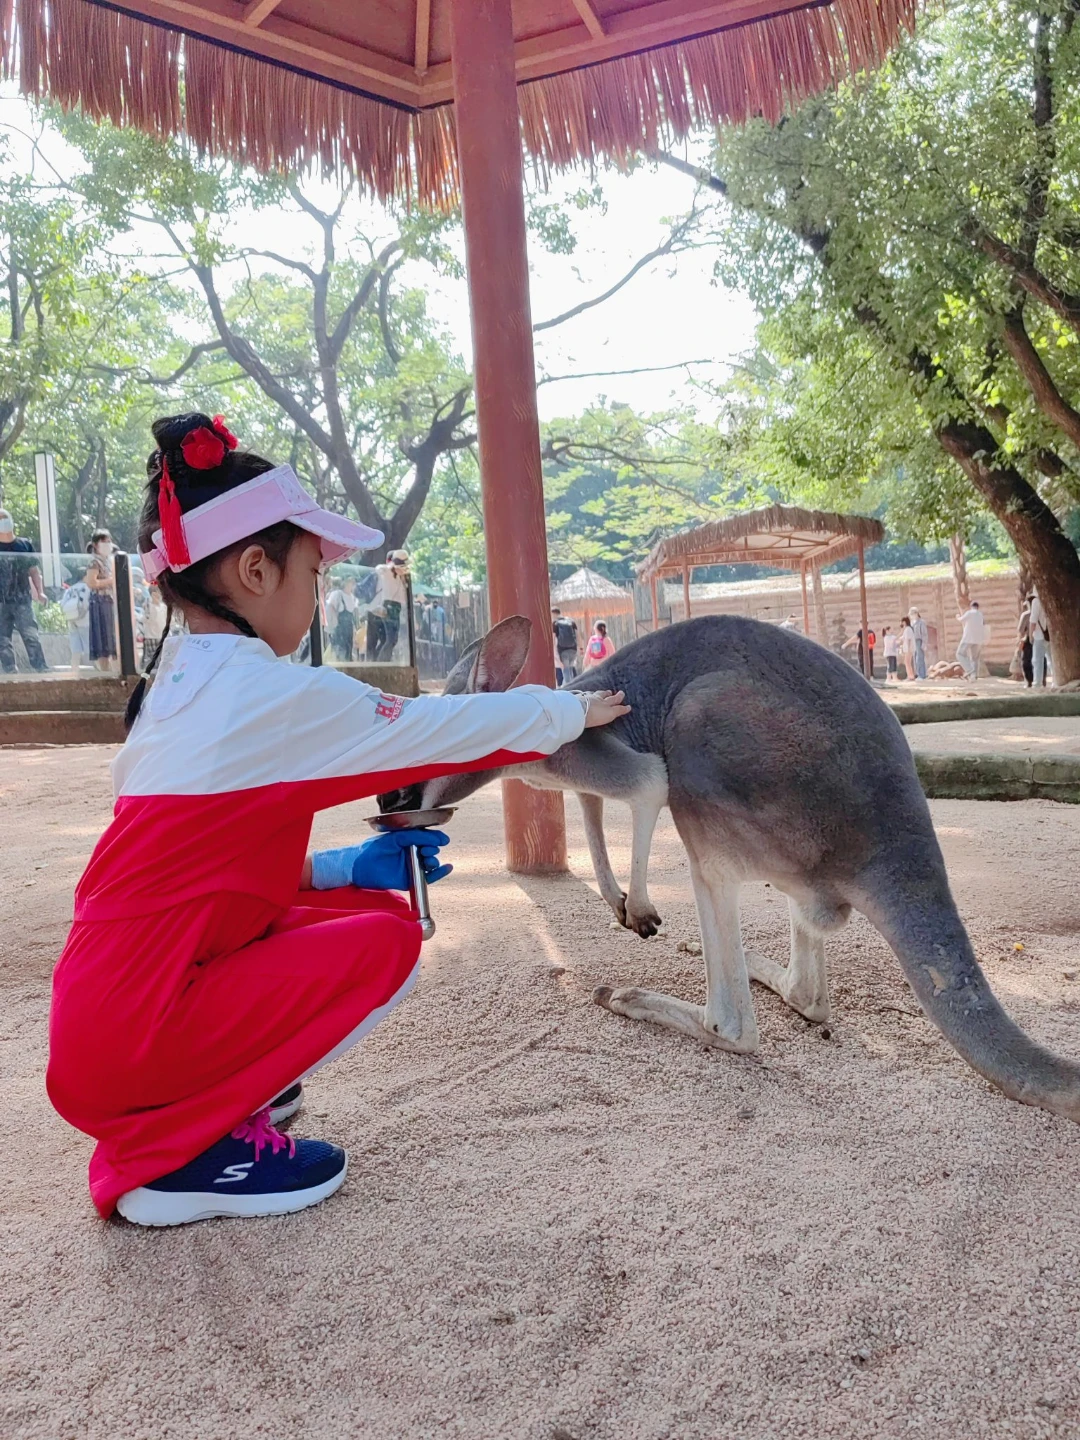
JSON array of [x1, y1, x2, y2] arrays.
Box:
[[626, 903, 662, 939]]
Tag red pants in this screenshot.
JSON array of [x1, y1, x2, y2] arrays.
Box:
[[48, 887, 421, 1217]]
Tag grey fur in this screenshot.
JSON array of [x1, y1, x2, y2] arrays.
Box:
[[385, 615, 1080, 1120]]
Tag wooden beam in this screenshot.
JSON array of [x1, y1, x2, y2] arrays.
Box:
[[858, 540, 872, 681], [423, 0, 821, 104], [800, 563, 810, 638], [682, 563, 692, 622], [414, 0, 431, 73], [569, 0, 606, 41], [113, 0, 422, 107], [449, 0, 566, 876], [241, 0, 284, 27]]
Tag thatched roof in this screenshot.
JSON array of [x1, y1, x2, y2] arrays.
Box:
[[639, 504, 886, 580], [551, 566, 634, 607], [2, 0, 918, 206]]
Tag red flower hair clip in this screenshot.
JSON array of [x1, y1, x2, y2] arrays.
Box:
[[211, 414, 239, 451], [180, 426, 226, 471]]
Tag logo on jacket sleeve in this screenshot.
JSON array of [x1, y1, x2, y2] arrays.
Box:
[[375, 693, 406, 723]]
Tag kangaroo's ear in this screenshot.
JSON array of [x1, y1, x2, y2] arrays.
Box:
[[443, 637, 483, 695], [471, 615, 533, 693]]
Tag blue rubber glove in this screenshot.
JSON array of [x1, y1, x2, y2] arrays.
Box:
[[310, 830, 452, 891]]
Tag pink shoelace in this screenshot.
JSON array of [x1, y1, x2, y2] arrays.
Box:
[[231, 1106, 297, 1160]]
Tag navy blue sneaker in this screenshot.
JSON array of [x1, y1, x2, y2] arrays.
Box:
[[116, 1109, 347, 1226], [268, 1082, 304, 1125]]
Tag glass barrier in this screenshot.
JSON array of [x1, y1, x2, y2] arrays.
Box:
[[307, 561, 417, 672], [0, 548, 436, 681], [0, 548, 146, 679]]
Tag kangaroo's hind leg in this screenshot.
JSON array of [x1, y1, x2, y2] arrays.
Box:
[[745, 897, 833, 1024], [595, 835, 758, 1053]]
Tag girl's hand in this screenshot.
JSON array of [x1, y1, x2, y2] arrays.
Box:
[[581, 690, 631, 728]]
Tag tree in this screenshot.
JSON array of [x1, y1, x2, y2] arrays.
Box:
[[655, 0, 1080, 679], [0, 134, 114, 519]]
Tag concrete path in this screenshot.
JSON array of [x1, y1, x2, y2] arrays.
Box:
[[906, 715, 1080, 757]]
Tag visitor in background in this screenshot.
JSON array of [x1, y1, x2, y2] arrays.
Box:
[[60, 566, 93, 672], [1029, 589, 1050, 687], [0, 506, 49, 674], [910, 606, 929, 679], [367, 549, 409, 663], [552, 607, 580, 681], [429, 597, 447, 647], [956, 599, 986, 680], [584, 620, 616, 668], [1017, 599, 1034, 687], [882, 625, 898, 681], [841, 627, 871, 677], [85, 529, 118, 673], [898, 616, 917, 681], [142, 581, 168, 653], [325, 574, 359, 662]]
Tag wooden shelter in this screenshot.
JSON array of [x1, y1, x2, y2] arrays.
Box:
[[640, 505, 885, 677], [551, 566, 634, 639], [2, 0, 914, 870]]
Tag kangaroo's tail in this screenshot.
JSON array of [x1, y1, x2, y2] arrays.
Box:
[[849, 841, 1080, 1121]]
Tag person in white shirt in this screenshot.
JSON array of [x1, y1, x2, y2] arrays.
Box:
[[1028, 589, 1051, 687], [898, 617, 917, 681], [956, 600, 986, 679], [882, 625, 899, 681], [366, 550, 410, 663], [325, 575, 359, 661]]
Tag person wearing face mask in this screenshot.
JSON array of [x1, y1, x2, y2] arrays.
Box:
[[85, 529, 119, 672], [0, 506, 49, 673]]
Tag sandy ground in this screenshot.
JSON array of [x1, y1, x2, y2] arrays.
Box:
[[3, 747, 1080, 1440], [906, 715, 1080, 756]]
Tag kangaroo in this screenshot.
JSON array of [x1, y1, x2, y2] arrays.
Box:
[[379, 614, 1080, 1121]]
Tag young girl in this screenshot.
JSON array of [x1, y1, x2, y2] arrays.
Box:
[[584, 621, 616, 668], [899, 615, 917, 682], [882, 625, 898, 681], [47, 412, 628, 1228]]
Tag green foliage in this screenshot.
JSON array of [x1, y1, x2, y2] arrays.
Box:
[[694, 0, 1080, 546]]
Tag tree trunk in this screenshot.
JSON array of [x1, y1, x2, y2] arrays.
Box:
[[937, 420, 1080, 684], [948, 534, 971, 612], [95, 442, 109, 530]]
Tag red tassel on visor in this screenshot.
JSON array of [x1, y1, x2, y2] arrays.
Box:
[[158, 458, 191, 570]]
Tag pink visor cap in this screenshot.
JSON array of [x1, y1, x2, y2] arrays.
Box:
[[141, 464, 384, 582]]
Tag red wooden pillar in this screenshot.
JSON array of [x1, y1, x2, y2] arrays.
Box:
[[800, 562, 810, 637], [858, 540, 871, 680], [449, 0, 566, 873], [650, 576, 659, 629]]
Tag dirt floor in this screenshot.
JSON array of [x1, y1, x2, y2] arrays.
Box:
[[3, 746, 1080, 1440]]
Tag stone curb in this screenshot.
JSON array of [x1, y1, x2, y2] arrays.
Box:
[[893, 694, 1080, 726], [912, 751, 1080, 804]]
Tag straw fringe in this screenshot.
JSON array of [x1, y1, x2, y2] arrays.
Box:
[[640, 505, 887, 580], [3, 0, 917, 204]]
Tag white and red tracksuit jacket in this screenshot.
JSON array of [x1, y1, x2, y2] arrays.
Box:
[[48, 633, 586, 1214]]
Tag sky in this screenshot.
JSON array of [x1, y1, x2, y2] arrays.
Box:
[[0, 89, 759, 421]]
